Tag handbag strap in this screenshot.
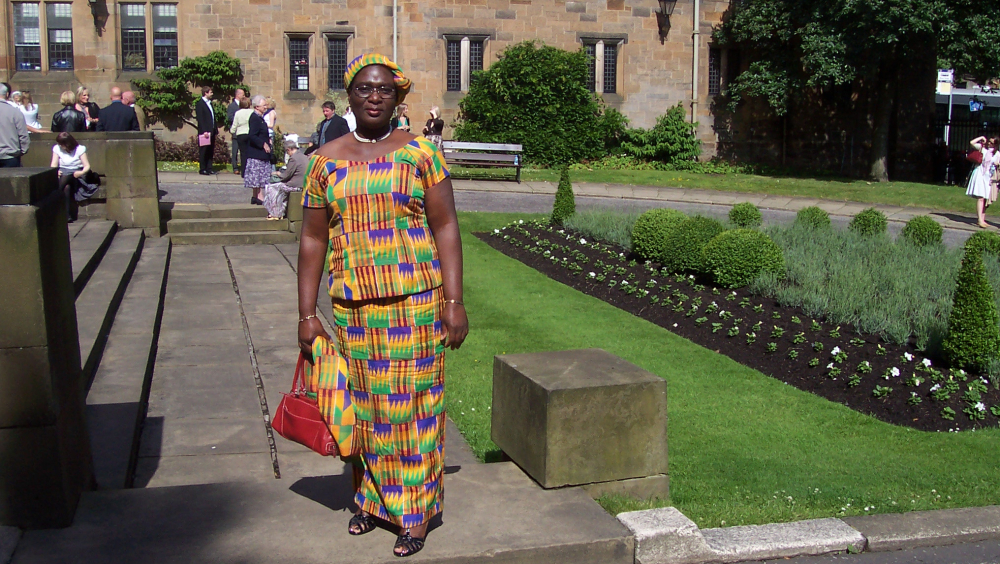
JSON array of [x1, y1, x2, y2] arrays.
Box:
[[291, 353, 307, 394]]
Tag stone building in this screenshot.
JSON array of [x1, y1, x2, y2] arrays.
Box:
[[1, 0, 735, 152]]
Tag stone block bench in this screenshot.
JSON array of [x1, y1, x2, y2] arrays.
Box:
[[491, 348, 668, 499]]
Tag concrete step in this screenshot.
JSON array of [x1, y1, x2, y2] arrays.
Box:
[[69, 219, 117, 297], [76, 229, 145, 388], [165, 217, 288, 235], [12, 462, 632, 564], [85, 237, 170, 490], [169, 231, 298, 246], [160, 203, 267, 220]]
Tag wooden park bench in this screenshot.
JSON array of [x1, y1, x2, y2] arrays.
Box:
[[441, 141, 524, 183]]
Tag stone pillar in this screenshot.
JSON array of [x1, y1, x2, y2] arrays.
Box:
[[0, 168, 94, 528], [460, 37, 471, 92], [595, 40, 605, 94]]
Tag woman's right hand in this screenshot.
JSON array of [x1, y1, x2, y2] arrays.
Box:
[[298, 317, 331, 359]]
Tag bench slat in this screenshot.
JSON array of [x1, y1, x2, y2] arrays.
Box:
[[442, 141, 523, 152], [445, 153, 519, 164]]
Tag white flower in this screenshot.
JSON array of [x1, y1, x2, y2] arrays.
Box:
[[732, 291, 738, 296], [930, 384, 941, 391], [588, 272, 596, 277], [518, 220, 524, 224], [689, 275, 695, 280], [976, 402, 986, 412], [621, 281, 628, 285], [891, 367, 900, 377], [494, 229, 500, 233], [558, 229, 565, 234], [827, 363, 835, 369], [718, 310, 726, 316], [651, 280, 657, 285], [831, 346, 841, 355], [959, 369, 967, 376], [911, 392, 918, 397], [620, 253, 625, 257], [904, 352, 914, 361], [983, 378, 991, 385], [711, 301, 717, 306], [580, 238, 587, 244], [673, 323, 678, 327], [922, 358, 932, 367]]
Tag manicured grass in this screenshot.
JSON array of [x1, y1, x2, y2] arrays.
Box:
[[157, 161, 237, 173], [450, 211, 1000, 528], [509, 167, 992, 217]]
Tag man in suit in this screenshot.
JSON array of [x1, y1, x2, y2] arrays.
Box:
[[195, 86, 217, 175], [97, 86, 140, 132], [304, 101, 350, 155], [122, 91, 145, 130]]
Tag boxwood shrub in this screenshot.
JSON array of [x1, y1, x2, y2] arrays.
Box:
[[794, 206, 831, 230], [551, 167, 576, 226], [943, 251, 1000, 372], [662, 216, 726, 274], [729, 202, 762, 228], [901, 216, 943, 247], [849, 208, 888, 237], [631, 208, 687, 263], [703, 229, 785, 288]]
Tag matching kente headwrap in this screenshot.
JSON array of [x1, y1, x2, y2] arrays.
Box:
[[344, 54, 411, 104]]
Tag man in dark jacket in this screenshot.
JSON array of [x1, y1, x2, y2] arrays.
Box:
[[97, 86, 140, 132], [304, 101, 350, 155], [195, 86, 217, 175]]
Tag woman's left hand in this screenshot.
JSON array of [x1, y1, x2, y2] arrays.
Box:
[[264, 143, 271, 153], [441, 303, 468, 350], [73, 171, 84, 178]]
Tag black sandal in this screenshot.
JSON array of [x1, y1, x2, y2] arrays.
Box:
[[348, 512, 376, 536], [393, 530, 425, 557]]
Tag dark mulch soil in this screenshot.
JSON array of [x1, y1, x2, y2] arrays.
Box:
[[478, 221, 1000, 433]]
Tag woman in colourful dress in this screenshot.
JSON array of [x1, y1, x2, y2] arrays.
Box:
[[966, 135, 1000, 228], [296, 54, 468, 558]]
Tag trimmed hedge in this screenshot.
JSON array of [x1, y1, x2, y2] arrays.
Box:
[[703, 229, 785, 288], [901, 216, 943, 247], [551, 167, 576, 226], [154, 135, 230, 164], [943, 251, 1000, 372], [729, 202, 762, 228], [849, 208, 888, 237], [795, 206, 831, 230], [662, 216, 726, 274], [631, 208, 687, 263]]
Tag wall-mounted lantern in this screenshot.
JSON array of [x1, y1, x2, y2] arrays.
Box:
[[89, 0, 110, 35], [656, 0, 678, 43]]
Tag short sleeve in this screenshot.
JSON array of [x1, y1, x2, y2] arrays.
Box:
[[418, 140, 450, 191], [303, 155, 330, 209], [78, 146, 87, 157]]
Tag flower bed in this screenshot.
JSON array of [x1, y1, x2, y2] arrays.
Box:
[[482, 221, 1000, 432]]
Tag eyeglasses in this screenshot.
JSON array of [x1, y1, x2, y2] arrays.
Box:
[[352, 84, 396, 99]]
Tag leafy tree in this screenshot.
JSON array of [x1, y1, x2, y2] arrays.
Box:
[[454, 41, 626, 165], [132, 51, 249, 128], [715, 0, 1000, 182]]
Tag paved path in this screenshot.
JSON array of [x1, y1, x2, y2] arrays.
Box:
[[738, 538, 1000, 563]]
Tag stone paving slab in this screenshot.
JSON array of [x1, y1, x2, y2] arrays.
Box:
[[133, 452, 277, 488], [69, 219, 116, 290], [843, 506, 1000, 552], [12, 462, 632, 564]]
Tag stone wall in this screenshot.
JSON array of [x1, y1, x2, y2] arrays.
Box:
[[22, 132, 161, 232], [1, 0, 728, 155]]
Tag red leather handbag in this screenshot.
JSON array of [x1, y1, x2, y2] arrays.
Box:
[[272, 354, 339, 456], [968, 150, 984, 165]]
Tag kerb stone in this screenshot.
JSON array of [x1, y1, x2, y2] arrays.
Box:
[[701, 517, 866, 562], [491, 348, 667, 495], [843, 505, 1000, 552], [617, 507, 715, 564]]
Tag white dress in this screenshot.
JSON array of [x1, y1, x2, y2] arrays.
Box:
[[19, 104, 40, 129], [966, 147, 994, 199]]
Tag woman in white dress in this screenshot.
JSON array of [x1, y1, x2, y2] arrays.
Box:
[[966, 136, 999, 228], [17, 91, 45, 132]]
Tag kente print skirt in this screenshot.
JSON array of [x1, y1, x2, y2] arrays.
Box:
[[331, 286, 446, 528]]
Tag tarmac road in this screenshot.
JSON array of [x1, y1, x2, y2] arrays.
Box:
[[159, 181, 976, 248], [739, 538, 1000, 563]]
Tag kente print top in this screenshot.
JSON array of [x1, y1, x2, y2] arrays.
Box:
[[302, 137, 450, 300]]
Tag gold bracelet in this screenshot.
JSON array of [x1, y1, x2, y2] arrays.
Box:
[[445, 299, 464, 306], [298, 314, 318, 323]]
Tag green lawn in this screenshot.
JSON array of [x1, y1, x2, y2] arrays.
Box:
[[449, 211, 1000, 528], [450, 166, 993, 217]]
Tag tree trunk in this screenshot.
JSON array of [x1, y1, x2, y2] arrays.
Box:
[[869, 63, 897, 182]]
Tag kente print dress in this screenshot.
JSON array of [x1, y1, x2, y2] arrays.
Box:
[[302, 136, 450, 529]]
